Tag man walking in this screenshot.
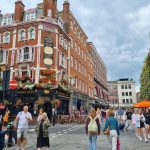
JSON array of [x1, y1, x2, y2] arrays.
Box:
[[125, 109, 133, 131], [14, 106, 32, 150]]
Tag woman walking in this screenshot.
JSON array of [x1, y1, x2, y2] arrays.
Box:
[[37, 109, 45, 123], [103, 110, 120, 150], [36, 112, 50, 150], [144, 108, 150, 139], [85, 109, 100, 150], [135, 109, 148, 142]]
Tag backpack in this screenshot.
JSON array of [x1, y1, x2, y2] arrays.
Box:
[[88, 116, 98, 133]]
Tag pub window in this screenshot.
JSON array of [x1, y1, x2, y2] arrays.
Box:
[[122, 92, 124, 96], [125, 85, 128, 89], [130, 99, 133, 103], [3, 32, 10, 43], [126, 92, 128, 96], [121, 85, 124, 89]]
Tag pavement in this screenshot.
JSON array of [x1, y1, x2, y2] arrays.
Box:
[[3, 124, 150, 150]]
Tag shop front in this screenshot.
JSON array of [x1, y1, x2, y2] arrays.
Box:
[[71, 91, 88, 114], [8, 86, 71, 116]]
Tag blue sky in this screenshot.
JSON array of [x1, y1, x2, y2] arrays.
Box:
[[1, 0, 150, 91]]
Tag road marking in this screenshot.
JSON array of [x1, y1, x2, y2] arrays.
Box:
[[49, 125, 83, 139]]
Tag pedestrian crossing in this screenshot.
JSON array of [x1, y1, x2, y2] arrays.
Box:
[[50, 125, 84, 139]]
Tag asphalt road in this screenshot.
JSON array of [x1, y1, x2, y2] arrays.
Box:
[[4, 124, 150, 150]]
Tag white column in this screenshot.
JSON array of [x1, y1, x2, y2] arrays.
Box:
[[35, 25, 43, 83], [55, 29, 59, 81], [68, 40, 71, 77]]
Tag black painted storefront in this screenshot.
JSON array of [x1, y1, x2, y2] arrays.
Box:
[[1, 87, 71, 116]]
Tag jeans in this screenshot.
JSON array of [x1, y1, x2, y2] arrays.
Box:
[[110, 130, 117, 150], [88, 134, 97, 150]]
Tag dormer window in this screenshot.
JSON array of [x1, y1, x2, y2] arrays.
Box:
[[28, 27, 35, 39], [2, 15, 12, 25], [18, 30, 26, 41], [3, 32, 10, 43], [25, 12, 36, 21]]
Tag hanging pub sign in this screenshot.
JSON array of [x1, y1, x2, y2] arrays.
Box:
[[44, 37, 54, 67]]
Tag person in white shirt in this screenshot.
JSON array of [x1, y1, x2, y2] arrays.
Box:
[[14, 105, 32, 150]]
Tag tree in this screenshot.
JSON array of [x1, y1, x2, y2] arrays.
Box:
[[140, 55, 150, 100]]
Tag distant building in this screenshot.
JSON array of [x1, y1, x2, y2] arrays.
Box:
[[108, 78, 137, 108], [136, 92, 141, 102], [108, 81, 119, 108]]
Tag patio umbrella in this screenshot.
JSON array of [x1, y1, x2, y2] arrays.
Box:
[[133, 100, 150, 108]]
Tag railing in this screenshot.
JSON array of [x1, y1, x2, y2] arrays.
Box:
[[57, 114, 87, 124]]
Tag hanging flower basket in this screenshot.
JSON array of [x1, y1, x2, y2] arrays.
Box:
[[4, 99, 10, 105]]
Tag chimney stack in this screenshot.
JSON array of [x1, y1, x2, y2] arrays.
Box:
[[43, 0, 57, 18], [14, 0, 25, 22], [63, 0, 70, 33]]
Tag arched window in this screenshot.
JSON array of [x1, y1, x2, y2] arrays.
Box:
[[3, 32, 10, 43], [28, 27, 35, 39], [18, 29, 26, 41]]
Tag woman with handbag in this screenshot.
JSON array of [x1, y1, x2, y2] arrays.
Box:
[[103, 110, 120, 150], [36, 112, 50, 150]]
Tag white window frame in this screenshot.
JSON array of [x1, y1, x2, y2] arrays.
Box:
[[25, 12, 36, 21], [18, 29, 26, 41], [3, 32, 10, 43], [2, 16, 12, 25], [75, 59, 77, 70], [78, 62, 80, 72], [71, 56, 73, 67], [0, 50, 8, 64], [28, 27, 35, 40], [17, 46, 34, 63]]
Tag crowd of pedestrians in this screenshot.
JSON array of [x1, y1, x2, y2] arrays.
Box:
[[85, 107, 150, 150], [0, 105, 150, 150]]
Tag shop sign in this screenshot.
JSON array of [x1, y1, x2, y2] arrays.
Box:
[[44, 37, 54, 67], [17, 90, 37, 94]]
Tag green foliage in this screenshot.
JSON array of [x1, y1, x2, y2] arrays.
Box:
[[140, 56, 150, 100]]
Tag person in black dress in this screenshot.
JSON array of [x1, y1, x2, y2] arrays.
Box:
[[36, 112, 50, 150]]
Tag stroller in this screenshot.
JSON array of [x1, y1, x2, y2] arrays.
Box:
[[5, 122, 16, 148]]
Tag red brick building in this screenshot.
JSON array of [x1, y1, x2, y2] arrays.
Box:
[[0, 0, 108, 114]]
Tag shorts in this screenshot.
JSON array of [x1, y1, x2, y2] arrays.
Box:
[[17, 128, 28, 139], [145, 124, 150, 128]]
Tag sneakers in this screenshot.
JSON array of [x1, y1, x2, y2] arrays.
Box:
[[137, 136, 143, 141]]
